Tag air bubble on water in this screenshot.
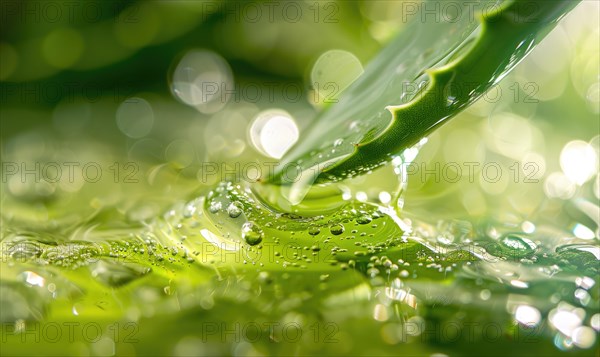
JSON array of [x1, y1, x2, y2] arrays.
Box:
[[242, 222, 263, 246]]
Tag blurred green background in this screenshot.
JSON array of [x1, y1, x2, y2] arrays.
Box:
[[1, 0, 598, 228]]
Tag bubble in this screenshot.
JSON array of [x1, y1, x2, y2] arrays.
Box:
[[249, 110, 299, 159], [242, 222, 263, 246], [170, 49, 233, 114], [499, 233, 537, 257], [329, 223, 345, 235], [116, 97, 154, 138]]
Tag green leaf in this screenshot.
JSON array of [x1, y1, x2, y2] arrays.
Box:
[[267, 0, 579, 185]]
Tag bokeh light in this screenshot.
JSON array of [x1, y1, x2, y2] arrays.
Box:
[[249, 109, 299, 159]]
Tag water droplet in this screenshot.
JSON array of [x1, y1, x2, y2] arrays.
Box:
[[242, 222, 263, 246], [356, 214, 372, 225], [208, 200, 222, 213], [90, 260, 150, 287], [308, 226, 321, 236], [227, 203, 242, 218], [499, 233, 537, 258], [258, 271, 271, 283], [330, 223, 345, 235], [8, 240, 42, 261]]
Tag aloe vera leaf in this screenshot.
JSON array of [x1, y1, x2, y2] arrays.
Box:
[[267, 0, 580, 185]]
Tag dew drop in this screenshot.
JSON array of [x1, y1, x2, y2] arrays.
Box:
[[356, 214, 372, 225], [499, 233, 537, 258], [242, 222, 264, 246], [227, 203, 242, 218], [308, 226, 321, 236], [208, 200, 222, 214], [330, 223, 345, 235]]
